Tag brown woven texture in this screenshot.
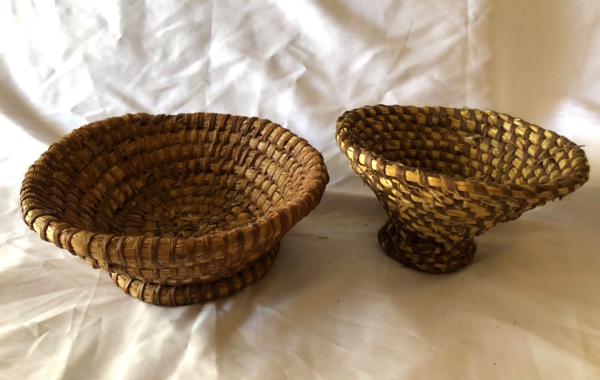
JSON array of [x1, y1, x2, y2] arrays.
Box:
[[336, 105, 589, 274], [21, 112, 328, 305]]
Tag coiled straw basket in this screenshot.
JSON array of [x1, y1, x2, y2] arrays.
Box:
[[336, 105, 589, 274], [21, 113, 328, 305]]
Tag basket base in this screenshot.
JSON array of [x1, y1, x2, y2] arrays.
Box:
[[110, 245, 278, 306], [377, 219, 475, 274]]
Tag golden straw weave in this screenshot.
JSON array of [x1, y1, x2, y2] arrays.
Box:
[[336, 105, 589, 274], [21, 113, 328, 305]]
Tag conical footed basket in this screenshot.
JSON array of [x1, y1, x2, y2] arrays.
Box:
[[336, 105, 589, 274], [21, 112, 328, 305]]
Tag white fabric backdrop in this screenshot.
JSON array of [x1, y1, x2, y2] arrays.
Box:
[[1, 1, 599, 378]]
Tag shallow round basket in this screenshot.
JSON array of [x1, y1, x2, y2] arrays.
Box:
[[336, 105, 589, 274], [21, 112, 328, 305]]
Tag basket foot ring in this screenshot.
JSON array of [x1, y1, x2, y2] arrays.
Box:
[[377, 219, 475, 274], [109, 245, 278, 306]]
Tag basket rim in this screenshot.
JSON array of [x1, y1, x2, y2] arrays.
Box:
[[21, 112, 329, 265], [336, 104, 589, 201]]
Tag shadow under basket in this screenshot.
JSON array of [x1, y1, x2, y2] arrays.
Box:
[[21, 112, 328, 305], [336, 105, 589, 274]]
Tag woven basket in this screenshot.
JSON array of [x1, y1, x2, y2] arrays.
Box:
[[336, 105, 589, 274], [21, 112, 328, 305]]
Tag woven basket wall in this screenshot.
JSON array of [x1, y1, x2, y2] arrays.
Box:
[[336, 105, 589, 274], [21, 112, 328, 305]]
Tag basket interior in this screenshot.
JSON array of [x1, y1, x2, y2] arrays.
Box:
[[345, 106, 577, 186], [30, 113, 309, 238]]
